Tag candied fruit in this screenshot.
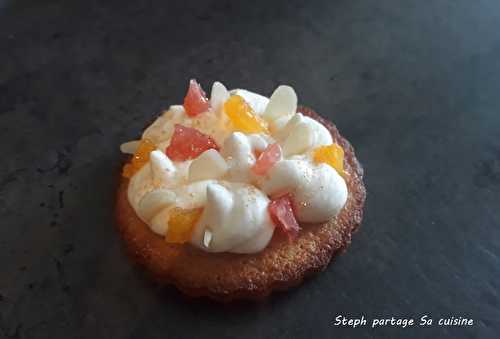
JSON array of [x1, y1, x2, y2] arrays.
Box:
[[165, 124, 219, 161], [224, 95, 268, 133], [122, 138, 156, 178], [268, 194, 300, 238], [251, 143, 282, 176], [184, 79, 210, 117], [166, 207, 203, 244], [312, 143, 346, 177]]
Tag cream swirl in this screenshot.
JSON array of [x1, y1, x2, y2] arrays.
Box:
[[121, 82, 348, 254], [191, 182, 274, 253], [260, 158, 348, 223]]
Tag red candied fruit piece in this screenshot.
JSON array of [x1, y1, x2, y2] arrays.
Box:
[[165, 124, 219, 161], [251, 143, 282, 176], [183, 79, 210, 117], [268, 194, 300, 238]]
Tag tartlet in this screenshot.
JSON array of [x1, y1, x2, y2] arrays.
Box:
[[115, 81, 366, 301]]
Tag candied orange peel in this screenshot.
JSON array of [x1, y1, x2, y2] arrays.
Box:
[[165, 207, 203, 244], [224, 95, 269, 133], [313, 143, 347, 178], [122, 138, 156, 178]]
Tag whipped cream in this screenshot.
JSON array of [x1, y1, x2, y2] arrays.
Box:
[[121, 82, 348, 254], [191, 182, 274, 253], [260, 158, 347, 223]]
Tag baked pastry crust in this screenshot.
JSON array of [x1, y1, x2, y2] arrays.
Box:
[[115, 106, 366, 301]]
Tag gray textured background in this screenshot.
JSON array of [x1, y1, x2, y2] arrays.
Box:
[[1, 0, 499, 338]]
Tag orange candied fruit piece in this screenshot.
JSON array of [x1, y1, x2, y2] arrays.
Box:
[[122, 138, 156, 178], [223, 95, 269, 133], [313, 144, 347, 177], [165, 207, 203, 244]]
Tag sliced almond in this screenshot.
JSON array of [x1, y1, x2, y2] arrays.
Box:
[[120, 140, 140, 154], [203, 229, 213, 248], [263, 85, 297, 122], [210, 82, 230, 113], [281, 121, 315, 156]]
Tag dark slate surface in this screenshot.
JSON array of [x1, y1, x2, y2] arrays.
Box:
[[1, 0, 499, 338]]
